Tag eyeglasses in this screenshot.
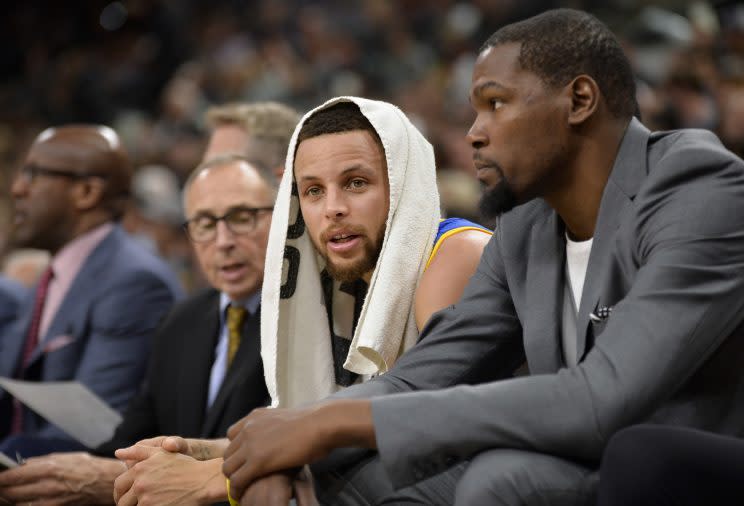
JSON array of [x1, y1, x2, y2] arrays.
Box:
[[183, 206, 273, 243], [17, 164, 108, 184]]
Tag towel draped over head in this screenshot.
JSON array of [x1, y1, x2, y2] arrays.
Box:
[[261, 96, 440, 408]]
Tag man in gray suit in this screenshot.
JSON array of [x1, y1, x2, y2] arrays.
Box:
[[197, 9, 744, 505]]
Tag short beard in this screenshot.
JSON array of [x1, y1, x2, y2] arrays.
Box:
[[478, 178, 518, 221], [320, 227, 385, 283]]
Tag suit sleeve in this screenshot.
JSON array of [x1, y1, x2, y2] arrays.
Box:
[[92, 308, 172, 456], [35, 269, 178, 442], [369, 137, 744, 489]]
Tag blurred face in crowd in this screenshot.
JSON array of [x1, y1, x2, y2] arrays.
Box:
[[203, 124, 251, 162], [295, 130, 389, 283], [467, 43, 570, 218], [204, 124, 286, 179], [184, 161, 273, 301]]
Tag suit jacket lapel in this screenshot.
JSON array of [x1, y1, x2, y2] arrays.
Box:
[[25, 227, 120, 368], [201, 306, 262, 438], [524, 208, 565, 373], [176, 292, 221, 437], [575, 118, 651, 360]]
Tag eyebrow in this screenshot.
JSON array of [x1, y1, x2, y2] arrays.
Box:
[[469, 80, 509, 102], [297, 164, 378, 183], [190, 204, 256, 218]]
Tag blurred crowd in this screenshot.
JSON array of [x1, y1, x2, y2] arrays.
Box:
[[2, 0, 744, 291]]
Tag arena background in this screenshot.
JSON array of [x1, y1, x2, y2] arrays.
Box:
[[2, 0, 742, 290]]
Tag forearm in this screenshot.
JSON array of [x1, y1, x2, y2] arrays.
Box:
[[187, 437, 230, 460], [318, 399, 377, 451]]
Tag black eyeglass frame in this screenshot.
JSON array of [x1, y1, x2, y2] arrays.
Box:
[[182, 206, 274, 243], [17, 164, 109, 183]]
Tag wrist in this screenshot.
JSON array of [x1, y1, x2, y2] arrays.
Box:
[[91, 456, 126, 504], [198, 459, 230, 503], [317, 399, 376, 450]]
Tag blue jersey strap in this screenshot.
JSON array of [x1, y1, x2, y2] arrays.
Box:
[[426, 217, 492, 270]]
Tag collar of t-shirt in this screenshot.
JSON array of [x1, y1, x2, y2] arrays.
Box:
[[565, 233, 593, 311], [562, 233, 593, 366]]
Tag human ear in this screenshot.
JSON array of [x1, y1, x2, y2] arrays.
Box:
[[567, 75, 599, 126], [72, 177, 106, 211]]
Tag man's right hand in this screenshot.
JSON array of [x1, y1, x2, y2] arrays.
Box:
[[223, 399, 375, 499], [0, 452, 125, 505]]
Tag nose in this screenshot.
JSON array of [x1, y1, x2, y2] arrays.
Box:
[[10, 171, 30, 198], [466, 114, 489, 150], [324, 187, 349, 219], [214, 220, 236, 249]]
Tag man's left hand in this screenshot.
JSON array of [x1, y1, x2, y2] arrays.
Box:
[[113, 449, 225, 506]]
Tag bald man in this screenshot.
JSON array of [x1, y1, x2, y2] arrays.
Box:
[[0, 125, 182, 457]]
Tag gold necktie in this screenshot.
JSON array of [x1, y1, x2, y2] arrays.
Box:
[[226, 305, 247, 367]]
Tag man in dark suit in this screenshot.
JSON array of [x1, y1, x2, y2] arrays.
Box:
[[216, 10, 744, 506], [0, 104, 297, 505], [100, 155, 277, 505], [0, 125, 182, 457]]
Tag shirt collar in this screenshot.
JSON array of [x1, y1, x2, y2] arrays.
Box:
[[219, 290, 261, 322], [50, 222, 114, 284]]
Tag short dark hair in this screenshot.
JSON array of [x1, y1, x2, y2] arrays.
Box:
[[296, 102, 383, 149], [481, 9, 638, 119]]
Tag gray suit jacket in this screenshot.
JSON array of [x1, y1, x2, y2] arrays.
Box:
[[334, 119, 744, 489]]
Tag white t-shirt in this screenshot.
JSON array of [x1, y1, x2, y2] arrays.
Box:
[[561, 234, 593, 366]]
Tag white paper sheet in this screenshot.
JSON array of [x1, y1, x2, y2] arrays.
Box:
[[0, 451, 18, 470], [0, 377, 122, 448]]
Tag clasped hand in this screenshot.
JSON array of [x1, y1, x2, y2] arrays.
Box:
[[223, 404, 331, 502]]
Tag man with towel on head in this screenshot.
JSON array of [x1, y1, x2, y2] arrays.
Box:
[[261, 97, 492, 408], [113, 97, 491, 505]]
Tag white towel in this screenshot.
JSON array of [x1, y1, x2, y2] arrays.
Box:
[[261, 97, 440, 408]]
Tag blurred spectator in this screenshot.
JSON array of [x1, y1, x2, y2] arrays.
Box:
[[122, 164, 194, 290], [3, 0, 744, 227], [2, 249, 50, 288], [204, 100, 301, 177], [718, 78, 744, 157]]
